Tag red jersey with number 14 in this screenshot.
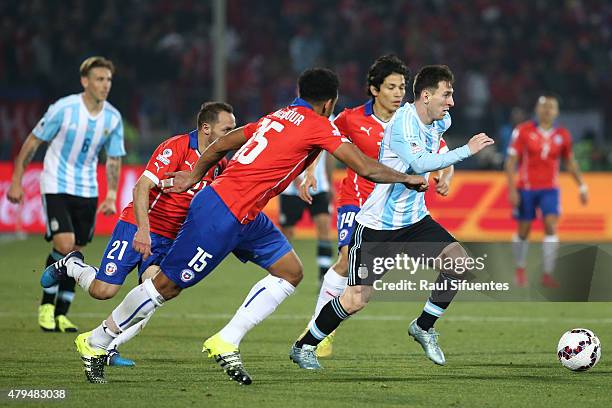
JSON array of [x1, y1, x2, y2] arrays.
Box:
[[334, 101, 387, 207], [120, 131, 227, 239], [212, 98, 349, 224], [335, 100, 448, 207], [507, 120, 572, 189]]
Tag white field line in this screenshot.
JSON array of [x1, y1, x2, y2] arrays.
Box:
[[1, 311, 612, 324]]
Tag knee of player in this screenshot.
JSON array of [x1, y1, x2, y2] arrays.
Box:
[[334, 256, 349, 276], [54, 242, 76, 256], [89, 281, 118, 300], [152, 273, 182, 301], [285, 262, 304, 285], [437, 242, 469, 277], [141, 265, 161, 281]]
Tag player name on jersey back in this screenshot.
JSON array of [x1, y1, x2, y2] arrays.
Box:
[[211, 98, 347, 224]]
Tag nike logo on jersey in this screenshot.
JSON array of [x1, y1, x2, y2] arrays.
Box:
[[360, 126, 372, 136]]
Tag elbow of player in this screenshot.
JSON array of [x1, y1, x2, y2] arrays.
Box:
[[409, 161, 426, 174]]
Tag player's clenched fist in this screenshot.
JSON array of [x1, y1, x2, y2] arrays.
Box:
[[403, 175, 428, 192], [6, 183, 24, 204], [133, 228, 152, 260], [467, 133, 494, 154]]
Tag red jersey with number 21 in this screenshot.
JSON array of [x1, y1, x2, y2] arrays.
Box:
[[212, 98, 349, 224], [120, 131, 227, 239]]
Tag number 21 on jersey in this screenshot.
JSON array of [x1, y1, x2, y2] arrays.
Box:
[[235, 118, 284, 165]]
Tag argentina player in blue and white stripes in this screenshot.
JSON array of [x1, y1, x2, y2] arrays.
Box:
[[292, 65, 494, 370], [7, 56, 125, 333]]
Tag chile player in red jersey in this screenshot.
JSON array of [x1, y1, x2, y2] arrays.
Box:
[[505, 94, 588, 288], [74, 68, 428, 385], [41, 102, 235, 367], [297, 56, 454, 357]]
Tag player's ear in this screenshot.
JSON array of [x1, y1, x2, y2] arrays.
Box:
[[80, 75, 88, 90], [369, 85, 379, 97], [422, 89, 431, 104], [324, 97, 338, 117], [201, 123, 211, 135]]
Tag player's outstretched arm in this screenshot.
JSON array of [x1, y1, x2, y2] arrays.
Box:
[[332, 143, 428, 191], [163, 127, 247, 193], [7, 133, 44, 204], [132, 175, 156, 259], [393, 133, 494, 174]]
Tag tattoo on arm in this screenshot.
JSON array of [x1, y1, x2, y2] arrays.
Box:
[[106, 157, 122, 193]]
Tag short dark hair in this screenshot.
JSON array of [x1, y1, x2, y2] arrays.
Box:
[[367, 54, 409, 97], [298, 68, 339, 103], [197, 102, 233, 129], [80, 56, 115, 77], [537, 92, 561, 105], [413, 65, 454, 100]]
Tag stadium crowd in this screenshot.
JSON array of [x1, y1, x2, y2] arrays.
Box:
[[1, 0, 610, 167]]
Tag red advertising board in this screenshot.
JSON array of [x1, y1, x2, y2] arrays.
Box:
[[1, 162, 610, 241]]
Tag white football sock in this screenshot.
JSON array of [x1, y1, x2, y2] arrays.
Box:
[[218, 275, 295, 347], [89, 320, 118, 350], [542, 235, 559, 275], [66, 258, 96, 292], [512, 234, 529, 268], [107, 314, 153, 351], [110, 279, 164, 335], [310, 267, 347, 326]]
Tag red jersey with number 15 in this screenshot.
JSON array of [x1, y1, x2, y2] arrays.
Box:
[[507, 120, 572, 189], [212, 98, 349, 224], [120, 130, 227, 239]]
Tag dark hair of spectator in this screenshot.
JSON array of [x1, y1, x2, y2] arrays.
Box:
[[366, 54, 409, 97], [298, 68, 339, 103], [197, 102, 234, 129], [80, 56, 115, 77], [413, 65, 454, 100]]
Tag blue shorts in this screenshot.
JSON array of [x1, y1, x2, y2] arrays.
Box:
[[337, 205, 360, 249], [160, 187, 293, 289], [514, 188, 560, 221], [97, 221, 174, 285]]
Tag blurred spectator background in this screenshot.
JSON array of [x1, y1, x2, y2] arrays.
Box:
[[1, 0, 611, 169]]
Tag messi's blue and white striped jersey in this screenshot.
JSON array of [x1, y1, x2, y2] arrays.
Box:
[[281, 151, 330, 195], [32, 93, 125, 197], [356, 103, 472, 230]]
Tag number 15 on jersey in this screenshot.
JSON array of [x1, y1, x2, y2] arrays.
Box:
[[235, 118, 284, 165]]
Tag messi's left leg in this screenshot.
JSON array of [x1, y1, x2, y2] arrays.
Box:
[[407, 217, 464, 365]]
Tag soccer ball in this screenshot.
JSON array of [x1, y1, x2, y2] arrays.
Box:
[[557, 328, 601, 371]]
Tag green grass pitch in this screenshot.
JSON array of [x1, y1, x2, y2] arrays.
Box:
[[1, 236, 611, 407]]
